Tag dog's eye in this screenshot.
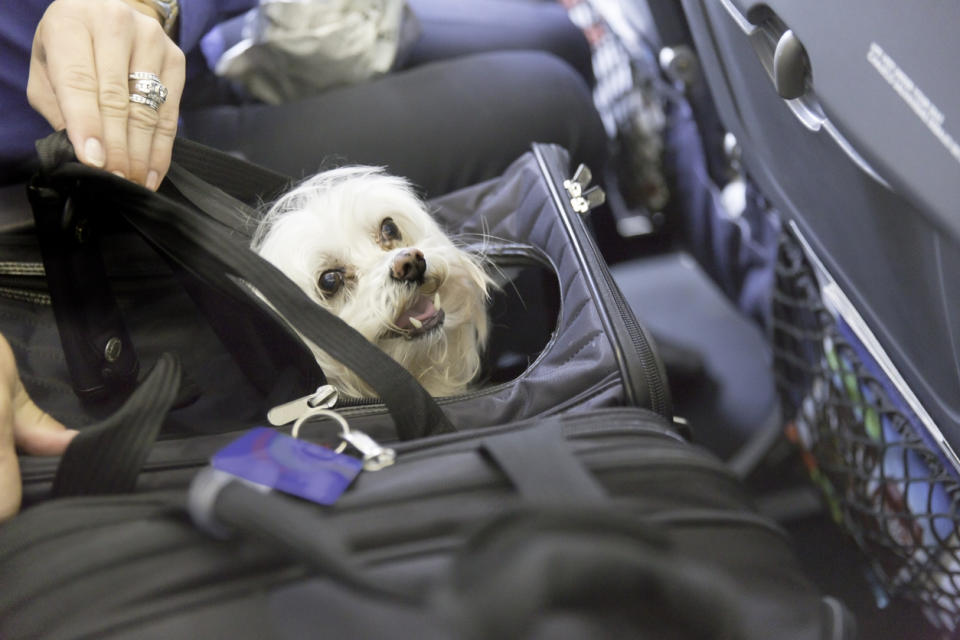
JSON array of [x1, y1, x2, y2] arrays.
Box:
[[379, 218, 402, 244], [318, 269, 345, 295]]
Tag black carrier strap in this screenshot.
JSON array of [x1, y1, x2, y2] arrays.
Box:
[[163, 163, 258, 234], [169, 137, 290, 205], [31, 132, 454, 447], [120, 190, 453, 439], [52, 354, 181, 496], [481, 422, 609, 503]]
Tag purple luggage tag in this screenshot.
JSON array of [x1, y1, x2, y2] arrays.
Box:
[[211, 404, 396, 506], [212, 427, 363, 506]]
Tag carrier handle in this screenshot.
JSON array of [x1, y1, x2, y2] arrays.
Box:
[[440, 508, 746, 640], [188, 467, 416, 603], [52, 353, 181, 496], [32, 132, 454, 441], [188, 421, 617, 608], [480, 421, 609, 503], [168, 136, 291, 207]]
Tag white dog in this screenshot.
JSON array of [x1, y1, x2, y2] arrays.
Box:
[[252, 167, 493, 398]]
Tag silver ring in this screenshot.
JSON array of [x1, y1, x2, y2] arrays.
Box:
[[128, 71, 161, 81], [129, 93, 161, 112], [128, 71, 167, 109]]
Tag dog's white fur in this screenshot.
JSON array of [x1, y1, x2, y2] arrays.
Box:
[[252, 166, 492, 397]]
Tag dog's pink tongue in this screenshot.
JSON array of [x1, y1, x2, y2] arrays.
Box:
[[396, 294, 437, 329]]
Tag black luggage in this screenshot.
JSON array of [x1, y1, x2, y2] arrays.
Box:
[[0, 135, 854, 638], [672, 0, 960, 631], [0, 403, 853, 639]]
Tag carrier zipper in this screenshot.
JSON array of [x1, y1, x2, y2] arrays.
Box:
[[562, 163, 607, 213], [531, 144, 670, 417], [325, 369, 622, 421], [20, 409, 682, 486], [0, 287, 51, 305], [0, 260, 51, 304], [388, 410, 683, 458], [0, 261, 45, 277]]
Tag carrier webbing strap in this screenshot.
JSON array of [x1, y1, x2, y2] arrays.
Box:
[[119, 187, 453, 439], [34, 132, 454, 444], [164, 162, 258, 235], [52, 354, 181, 496], [169, 137, 290, 205], [481, 421, 609, 503]]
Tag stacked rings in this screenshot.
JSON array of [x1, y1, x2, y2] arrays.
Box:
[[128, 71, 168, 112]]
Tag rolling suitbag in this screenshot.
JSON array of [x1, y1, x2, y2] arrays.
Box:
[[0, 133, 855, 638], [0, 394, 855, 639], [673, 0, 960, 631]]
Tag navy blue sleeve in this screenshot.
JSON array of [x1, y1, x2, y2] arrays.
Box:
[[179, 0, 256, 59], [1, 0, 55, 182]]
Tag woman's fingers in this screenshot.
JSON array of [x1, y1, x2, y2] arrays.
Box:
[[92, 0, 138, 178], [0, 336, 76, 523], [27, 0, 184, 190], [125, 17, 169, 186], [12, 393, 75, 458], [147, 45, 186, 190], [30, 4, 106, 169]]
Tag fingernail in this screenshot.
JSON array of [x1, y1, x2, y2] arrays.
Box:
[[83, 138, 105, 168], [112, 170, 125, 179], [146, 170, 159, 191]]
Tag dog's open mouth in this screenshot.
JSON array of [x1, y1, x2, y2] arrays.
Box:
[[394, 292, 445, 339]]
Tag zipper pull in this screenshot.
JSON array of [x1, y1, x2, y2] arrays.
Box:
[[267, 384, 339, 427], [339, 429, 397, 471], [563, 164, 605, 214], [571, 186, 606, 214], [563, 163, 592, 198]]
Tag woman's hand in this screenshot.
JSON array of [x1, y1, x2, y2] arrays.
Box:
[[0, 334, 77, 522], [27, 0, 186, 190]]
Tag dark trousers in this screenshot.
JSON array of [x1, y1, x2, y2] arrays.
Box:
[[179, 0, 607, 197]]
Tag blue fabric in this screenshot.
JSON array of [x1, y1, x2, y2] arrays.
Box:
[[0, 0, 254, 184], [1, 1, 56, 183]]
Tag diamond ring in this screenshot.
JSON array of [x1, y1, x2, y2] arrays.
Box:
[[128, 72, 167, 111]]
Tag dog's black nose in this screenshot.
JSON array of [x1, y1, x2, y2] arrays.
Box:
[[391, 249, 426, 282]]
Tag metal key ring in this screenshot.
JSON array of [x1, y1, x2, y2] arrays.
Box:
[[290, 407, 350, 454]]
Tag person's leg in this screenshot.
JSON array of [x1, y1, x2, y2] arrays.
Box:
[[179, 50, 607, 196], [402, 0, 594, 87]]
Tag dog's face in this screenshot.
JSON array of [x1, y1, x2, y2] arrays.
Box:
[[253, 167, 492, 397]]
